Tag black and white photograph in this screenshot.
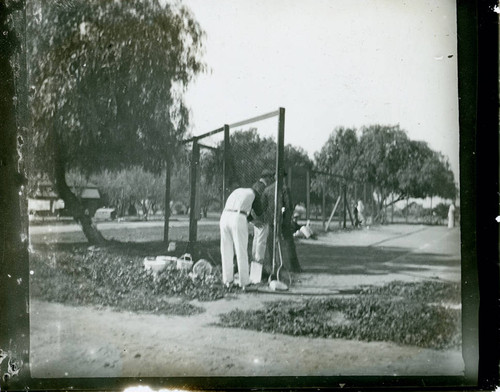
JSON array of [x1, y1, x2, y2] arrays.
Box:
[[1, 0, 497, 390]]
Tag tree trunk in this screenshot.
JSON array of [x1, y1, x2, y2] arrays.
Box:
[[53, 155, 106, 245]]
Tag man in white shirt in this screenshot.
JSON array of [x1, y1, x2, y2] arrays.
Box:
[[220, 187, 262, 288]]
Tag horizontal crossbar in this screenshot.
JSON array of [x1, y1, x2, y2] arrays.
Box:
[[228, 109, 280, 129], [182, 109, 280, 144], [198, 143, 220, 151]]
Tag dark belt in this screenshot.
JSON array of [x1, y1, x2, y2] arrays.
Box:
[[224, 209, 248, 215]]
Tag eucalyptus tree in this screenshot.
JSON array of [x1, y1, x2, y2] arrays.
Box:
[[28, 0, 205, 243], [315, 124, 457, 222]]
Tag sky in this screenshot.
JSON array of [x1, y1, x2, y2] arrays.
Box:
[[180, 0, 460, 182]]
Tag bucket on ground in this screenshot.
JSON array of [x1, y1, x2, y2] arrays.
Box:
[[177, 253, 194, 271], [144, 256, 177, 275]]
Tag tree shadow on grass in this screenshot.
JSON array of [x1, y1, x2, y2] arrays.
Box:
[[31, 236, 460, 280], [295, 242, 460, 276]]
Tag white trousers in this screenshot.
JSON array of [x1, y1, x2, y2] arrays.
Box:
[[252, 223, 269, 263], [220, 211, 250, 286]]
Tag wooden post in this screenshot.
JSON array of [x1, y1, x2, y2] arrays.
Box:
[[346, 201, 354, 226], [322, 176, 326, 231], [343, 184, 347, 229], [163, 155, 172, 243], [339, 182, 344, 228], [188, 140, 200, 245], [272, 108, 285, 274], [326, 195, 341, 230], [306, 169, 310, 221], [222, 125, 230, 205]]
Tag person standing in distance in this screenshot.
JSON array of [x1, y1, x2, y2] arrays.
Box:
[[357, 200, 365, 227], [220, 187, 262, 288], [251, 169, 275, 265]]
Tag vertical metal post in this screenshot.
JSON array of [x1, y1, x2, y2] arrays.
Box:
[[189, 140, 200, 245], [306, 169, 310, 221], [163, 155, 172, 243], [272, 108, 286, 273], [338, 182, 342, 228], [343, 184, 347, 229], [322, 176, 326, 231], [222, 125, 230, 205]]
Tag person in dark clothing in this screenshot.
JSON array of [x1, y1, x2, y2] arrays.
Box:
[[353, 202, 360, 227], [262, 170, 302, 279], [250, 169, 275, 265], [292, 212, 303, 233]]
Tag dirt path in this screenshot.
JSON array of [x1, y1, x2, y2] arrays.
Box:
[[30, 294, 464, 378], [29, 225, 464, 378]]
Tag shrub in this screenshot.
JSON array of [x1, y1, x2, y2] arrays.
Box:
[[217, 281, 462, 349]]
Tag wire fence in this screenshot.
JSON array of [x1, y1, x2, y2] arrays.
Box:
[[286, 166, 458, 231]]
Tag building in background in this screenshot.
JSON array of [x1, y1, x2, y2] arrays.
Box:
[[28, 180, 102, 218]]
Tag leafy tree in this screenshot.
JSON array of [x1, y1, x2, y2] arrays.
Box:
[[285, 144, 314, 171], [315, 124, 457, 223], [424, 152, 457, 201], [82, 167, 165, 218], [314, 127, 361, 179], [396, 140, 435, 199], [28, 0, 205, 243], [312, 127, 361, 210]]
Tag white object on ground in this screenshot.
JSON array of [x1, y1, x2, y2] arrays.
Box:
[[300, 225, 313, 239], [249, 261, 263, 284], [192, 259, 213, 277], [155, 255, 178, 268], [269, 280, 288, 291], [144, 256, 176, 275], [177, 253, 194, 271]]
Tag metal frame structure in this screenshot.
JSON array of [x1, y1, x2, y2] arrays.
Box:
[[176, 109, 285, 265]]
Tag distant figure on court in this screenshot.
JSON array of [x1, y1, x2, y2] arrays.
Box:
[[447, 203, 455, 228], [357, 200, 365, 226], [292, 212, 303, 233], [353, 202, 360, 227], [219, 187, 262, 288]]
